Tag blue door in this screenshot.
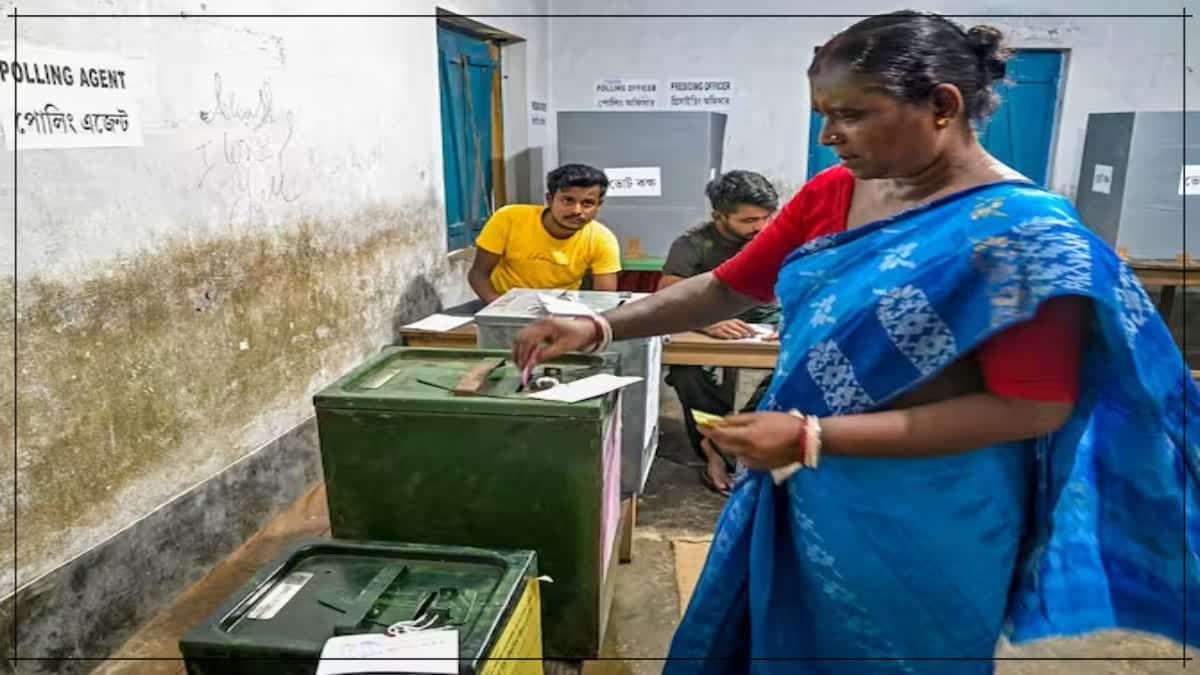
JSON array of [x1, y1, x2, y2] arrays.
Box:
[[975, 51, 1063, 187], [806, 50, 1063, 187], [438, 27, 497, 250]]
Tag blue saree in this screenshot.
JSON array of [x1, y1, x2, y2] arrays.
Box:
[[664, 182, 1200, 674]]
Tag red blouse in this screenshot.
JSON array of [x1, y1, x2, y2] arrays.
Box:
[[714, 166, 1086, 402]]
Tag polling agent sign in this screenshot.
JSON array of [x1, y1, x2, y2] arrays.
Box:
[[0, 46, 144, 150]]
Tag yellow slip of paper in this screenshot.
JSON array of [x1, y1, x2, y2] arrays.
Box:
[[690, 409, 725, 428], [690, 409, 802, 485]]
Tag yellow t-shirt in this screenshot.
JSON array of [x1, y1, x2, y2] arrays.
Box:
[[475, 204, 622, 294]]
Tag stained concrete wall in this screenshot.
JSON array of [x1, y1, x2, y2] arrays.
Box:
[[0, 0, 548, 597], [546, 1, 1198, 201]]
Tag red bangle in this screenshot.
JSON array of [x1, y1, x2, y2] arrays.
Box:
[[794, 415, 808, 465]]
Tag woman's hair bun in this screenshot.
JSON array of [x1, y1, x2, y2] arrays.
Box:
[[967, 24, 1009, 81]]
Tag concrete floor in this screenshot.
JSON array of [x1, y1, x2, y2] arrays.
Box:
[[90, 369, 1186, 674]]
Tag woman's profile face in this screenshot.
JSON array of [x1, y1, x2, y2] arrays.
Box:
[[809, 65, 945, 180]]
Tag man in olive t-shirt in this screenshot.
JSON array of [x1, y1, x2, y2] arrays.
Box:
[[658, 170, 780, 496]]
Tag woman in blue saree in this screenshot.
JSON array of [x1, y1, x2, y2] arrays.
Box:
[[513, 11, 1200, 673]]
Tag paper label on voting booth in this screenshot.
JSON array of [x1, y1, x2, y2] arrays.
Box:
[[604, 167, 662, 197], [316, 631, 459, 675], [1091, 164, 1113, 194], [1180, 165, 1200, 195]]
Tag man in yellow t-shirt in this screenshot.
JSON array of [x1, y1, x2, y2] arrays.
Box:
[[468, 164, 622, 304]]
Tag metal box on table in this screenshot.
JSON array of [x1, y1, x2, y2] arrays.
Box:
[[474, 288, 663, 495], [312, 347, 623, 659], [557, 110, 726, 258], [1075, 110, 1200, 259], [179, 538, 542, 675]]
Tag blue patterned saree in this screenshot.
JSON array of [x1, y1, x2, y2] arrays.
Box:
[[664, 182, 1200, 674]]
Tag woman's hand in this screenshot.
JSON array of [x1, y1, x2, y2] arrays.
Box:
[[699, 412, 805, 471], [512, 317, 598, 369]]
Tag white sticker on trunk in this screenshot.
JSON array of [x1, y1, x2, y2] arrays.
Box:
[[247, 571, 314, 620]]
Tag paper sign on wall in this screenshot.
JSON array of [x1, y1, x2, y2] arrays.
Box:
[[594, 79, 659, 109], [530, 100, 547, 126], [0, 46, 144, 150], [604, 166, 662, 197], [1091, 164, 1113, 194], [667, 78, 735, 110], [1180, 165, 1200, 195]]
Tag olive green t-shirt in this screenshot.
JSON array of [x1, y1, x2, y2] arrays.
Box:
[[662, 222, 781, 325]]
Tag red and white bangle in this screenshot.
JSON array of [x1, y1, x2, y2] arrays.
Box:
[[788, 410, 823, 470], [577, 313, 613, 354]]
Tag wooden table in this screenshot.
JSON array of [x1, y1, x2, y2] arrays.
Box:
[[1125, 259, 1200, 380], [1128, 258, 1200, 324], [398, 324, 781, 370]]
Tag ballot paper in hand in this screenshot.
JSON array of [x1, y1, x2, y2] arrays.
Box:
[[402, 314, 474, 333], [693, 409, 797, 483], [527, 373, 643, 403], [315, 631, 458, 675], [537, 292, 596, 316]]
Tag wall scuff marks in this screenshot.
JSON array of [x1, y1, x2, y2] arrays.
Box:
[[7, 203, 459, 589]]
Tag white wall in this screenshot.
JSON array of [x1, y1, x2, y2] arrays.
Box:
[[547, 0, 1197, 200], [2, 0, 548, 591]]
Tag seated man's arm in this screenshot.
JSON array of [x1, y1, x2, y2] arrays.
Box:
[[657, 274, 686, 290], [468, 248, 503, 304], [469, 212, 510, 304], [589, 229, 623, 292], [592, 273, 619, 292], [659, 234, 755, 339]]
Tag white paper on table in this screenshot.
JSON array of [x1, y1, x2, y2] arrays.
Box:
[[402, 314, 474, 332], [527, 373, 643, 403], [537, 293, 596, 316], [315, 631, 458, 675], [730, 324, 778, 343]]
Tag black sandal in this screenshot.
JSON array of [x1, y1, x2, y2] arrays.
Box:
[[699, 467, 733, 497]]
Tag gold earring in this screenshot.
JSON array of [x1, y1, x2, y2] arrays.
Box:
[[936, 118, 949, 128]]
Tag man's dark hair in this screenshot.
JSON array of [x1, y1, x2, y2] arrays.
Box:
[[547, 164, 609, 198], [809, 11, 1011, 122], [705, 170, 779, 215]]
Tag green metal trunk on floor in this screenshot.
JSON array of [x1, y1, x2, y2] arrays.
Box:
[[312, 348, 624, 660], [179, 538, 541, 675]]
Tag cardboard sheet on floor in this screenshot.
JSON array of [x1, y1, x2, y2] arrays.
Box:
[[671, 537, 713, 618]]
